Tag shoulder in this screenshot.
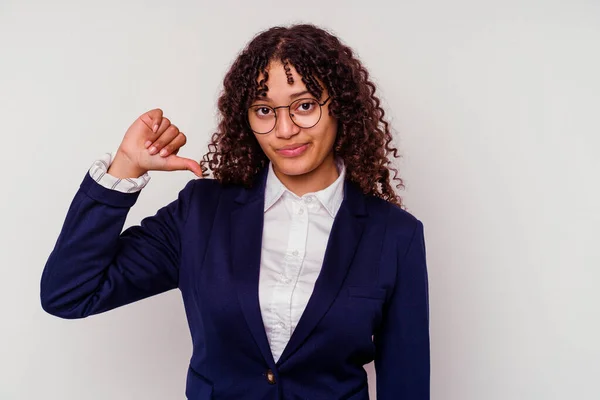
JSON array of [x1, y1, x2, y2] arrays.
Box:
[[363, 195, 426, 270], [179, 177, 248, 205], [363, 193, 423, 242], [184, 177, 223, 194]]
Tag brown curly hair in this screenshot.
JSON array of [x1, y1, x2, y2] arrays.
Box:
[[201, 23, 405, 208]]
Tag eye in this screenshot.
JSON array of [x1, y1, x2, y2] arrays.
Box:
[[294, 99, 318, 114], [251, 106, 274, 118]]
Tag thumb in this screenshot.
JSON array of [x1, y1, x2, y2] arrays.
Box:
[[165, 155, 203, 177]]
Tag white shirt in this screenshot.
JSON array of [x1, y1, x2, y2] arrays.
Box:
[[89, 153, 346, 363], [258, 160, 345, 362]]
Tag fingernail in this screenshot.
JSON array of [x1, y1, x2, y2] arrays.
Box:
[[159, 149, 167, 157], [144, 141, 152, 148], [149, 146, 157, 155], [153, 124, 158, 133]]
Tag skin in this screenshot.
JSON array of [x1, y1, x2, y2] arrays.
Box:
[[251, 60, 339, 197], [110, 61, 339, 195], [109, 109, 202, 179]]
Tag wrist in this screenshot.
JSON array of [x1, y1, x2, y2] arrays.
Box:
[[108, 151, 147, 179]]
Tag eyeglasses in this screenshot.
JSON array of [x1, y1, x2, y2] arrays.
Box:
[[247, 96, 331, 134]]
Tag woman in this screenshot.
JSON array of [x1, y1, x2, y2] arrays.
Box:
[[41, 24, 430, 399]]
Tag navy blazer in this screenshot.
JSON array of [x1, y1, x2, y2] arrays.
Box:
[[41, 167, 430, 400]]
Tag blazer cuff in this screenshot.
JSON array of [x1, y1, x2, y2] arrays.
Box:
[[80, 170, 141, 208], [89, 152, 150, 193]]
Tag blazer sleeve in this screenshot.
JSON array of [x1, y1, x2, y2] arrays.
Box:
[[40, 171, 196, 319], [374, 219, 430, 399]]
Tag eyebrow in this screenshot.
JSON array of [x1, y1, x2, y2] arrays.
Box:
[[255, 90, 312, 102]]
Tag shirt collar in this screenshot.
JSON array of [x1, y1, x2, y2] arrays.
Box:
[[264, 158, 346, 218]]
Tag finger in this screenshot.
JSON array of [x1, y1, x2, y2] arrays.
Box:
[[165, 155, 203, 177], [146, 117, 170, 150], [158, 132, 187, 157], [148, 124, 179, 155], [145, 116, 170, 148], [140, 108, 163, 133]]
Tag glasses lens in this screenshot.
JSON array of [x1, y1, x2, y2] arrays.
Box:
[[248, 105, 276, 134], [247, 98, 323, 134], [290, 98, 321, 128]]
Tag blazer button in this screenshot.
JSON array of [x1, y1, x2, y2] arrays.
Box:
[[266, 369, 276, 384]]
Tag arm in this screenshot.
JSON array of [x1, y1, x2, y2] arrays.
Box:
[[374, 219, 430, 399], [90, 152, 150, 193], [40, 171, 196, 319]]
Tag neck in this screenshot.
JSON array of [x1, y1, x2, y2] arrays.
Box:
[[273, 153, 339, 197]]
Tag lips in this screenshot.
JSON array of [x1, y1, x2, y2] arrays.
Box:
[[276, 143, 310, 157]]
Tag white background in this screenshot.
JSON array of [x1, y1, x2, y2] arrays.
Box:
[[1, 0, 599, 399]]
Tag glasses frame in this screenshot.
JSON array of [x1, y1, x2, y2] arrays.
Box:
[[247, 96, 331, 134]]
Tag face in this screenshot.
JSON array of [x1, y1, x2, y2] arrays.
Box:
[[250, 60, 338, 187]]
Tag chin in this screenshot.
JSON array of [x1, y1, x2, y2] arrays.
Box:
[[272, 157, 316, 177]]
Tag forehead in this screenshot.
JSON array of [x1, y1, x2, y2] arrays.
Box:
[[257, 61, 302, 87], [255, 60, 324, 101]]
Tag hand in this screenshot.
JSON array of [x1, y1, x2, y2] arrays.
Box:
[[109, 108, 203, 178]]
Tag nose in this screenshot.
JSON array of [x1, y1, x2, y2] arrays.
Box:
[[274, 108, 300, 139]]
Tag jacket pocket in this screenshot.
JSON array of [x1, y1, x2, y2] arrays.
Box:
[[185, 366, 214, 400], [348, 285, 387, 300]]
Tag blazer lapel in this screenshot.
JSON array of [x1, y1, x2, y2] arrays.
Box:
[[276, 181, 368, 367], [230, 169, 275, 366]]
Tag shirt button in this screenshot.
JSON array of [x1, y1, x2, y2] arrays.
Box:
[[277, 321, 286, 330], [305, 196, 313, 203], [298, 208, 304, 215], [266, 369, 276, 384], [292, 250, 299, 257]]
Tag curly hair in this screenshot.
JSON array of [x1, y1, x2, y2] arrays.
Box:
[[200, 24, 405, 208]]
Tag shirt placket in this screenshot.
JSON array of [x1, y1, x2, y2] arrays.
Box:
[[269, 196, 308, 360]]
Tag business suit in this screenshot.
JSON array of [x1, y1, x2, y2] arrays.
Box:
[[40, 166, 430, 399]]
